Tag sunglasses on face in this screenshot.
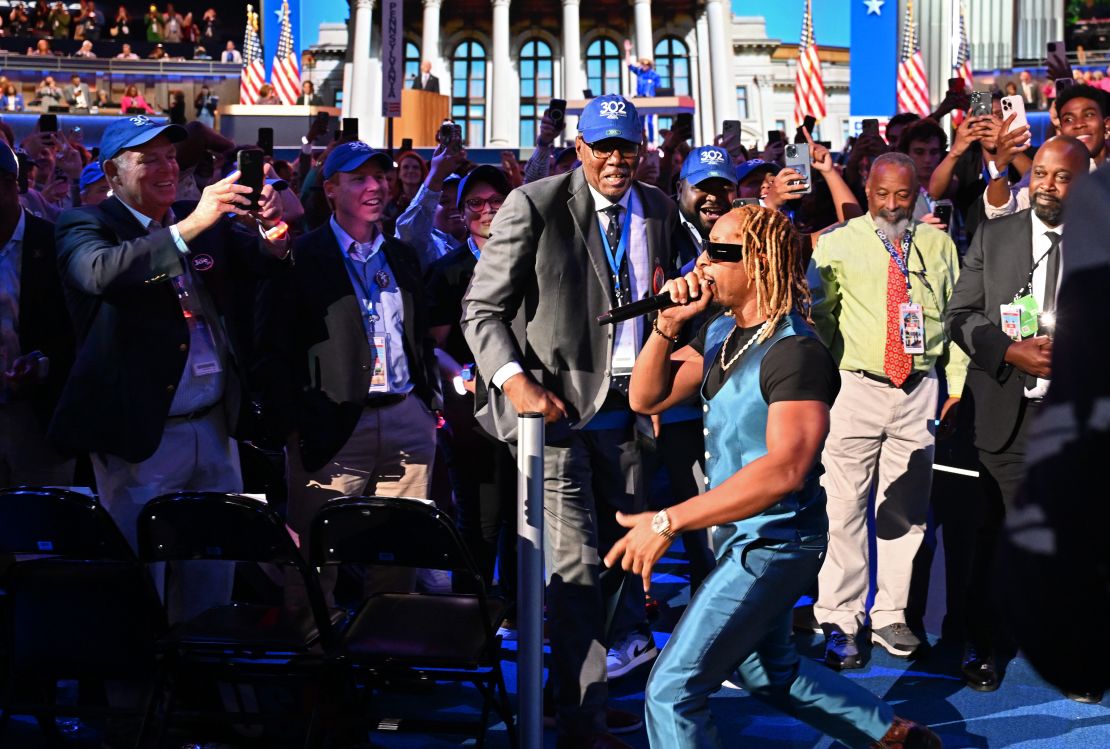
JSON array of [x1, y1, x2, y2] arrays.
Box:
[[587, 141, 639, 162], [705, 241, 745, 262]]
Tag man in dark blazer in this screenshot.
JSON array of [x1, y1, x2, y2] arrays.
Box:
[[411, 60, 440, 93], [51, 116, 290, 620], [275, 141, 441, 603], [0, 142, 74, 486], [462, 94, 677, 748], [945, 135, 1089, 693]]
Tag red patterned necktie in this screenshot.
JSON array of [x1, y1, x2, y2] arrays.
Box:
[[883, 253, 912, 387]]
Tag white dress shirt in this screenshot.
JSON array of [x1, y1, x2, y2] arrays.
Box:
[[1024, 211, 1063, 400]]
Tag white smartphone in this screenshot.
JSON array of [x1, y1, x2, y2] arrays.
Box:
[[1000, 95, 1030, 141], [783, 142, 811, 195]]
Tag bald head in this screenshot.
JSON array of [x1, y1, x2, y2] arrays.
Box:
[[1029, 136, 1088, 227]]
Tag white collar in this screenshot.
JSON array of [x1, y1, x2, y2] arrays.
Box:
[[586, 180, 633, 215], [118, 197, 170, 229], [330, 215, 384, 259], [1029, 210, 1062, 241]]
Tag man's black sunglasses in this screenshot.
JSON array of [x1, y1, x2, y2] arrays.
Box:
[[705, 241, 745, 262]]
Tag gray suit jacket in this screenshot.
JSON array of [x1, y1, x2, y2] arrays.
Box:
[[64, 83, 92, 107], [461, 167, 677, 442]]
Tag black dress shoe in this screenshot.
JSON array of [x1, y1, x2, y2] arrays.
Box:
[[961, 646, 999, 692], [1064, 689, 1104, 704]]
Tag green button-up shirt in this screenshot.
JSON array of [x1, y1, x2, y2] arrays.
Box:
[[811, 213, 968, 396]]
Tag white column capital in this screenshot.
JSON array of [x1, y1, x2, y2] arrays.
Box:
[[491, 0, 510, 7], [421, 0, 441, 7], [561, 0, 580, 6], [354, 0, 374, 10]]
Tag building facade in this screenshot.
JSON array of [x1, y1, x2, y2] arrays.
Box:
[[309, 0, 851, 151]]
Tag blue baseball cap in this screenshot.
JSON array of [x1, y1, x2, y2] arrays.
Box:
[[98, 115, 186, 165], [0, 142, 17, 176], [322, 141, 393, 180], [577, 94, 642, 144], [79, 161, 106, 191], [735, 158, 780, 184], [680, 146, 737, 187], [457, 165, 511, 211]]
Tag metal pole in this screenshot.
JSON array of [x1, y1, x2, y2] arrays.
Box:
[[516, 412, 545, 749]]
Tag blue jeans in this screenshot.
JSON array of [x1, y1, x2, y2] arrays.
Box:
[[646, 535, 894, 748]]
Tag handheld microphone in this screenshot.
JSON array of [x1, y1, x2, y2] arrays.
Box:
[[597, 291, 677, 326]]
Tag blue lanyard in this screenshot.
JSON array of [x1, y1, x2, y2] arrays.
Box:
[[342, 252, 384, 334], [875, 228, 913, 290], [598, 206, 632, 300]]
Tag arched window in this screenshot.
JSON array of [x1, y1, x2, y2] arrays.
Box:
[[404, 41, 421, 89], [654, 37, 690, 95], [519, 39, 554, 146], [586, 37, 621, 96], [451, 40, 487, 146]]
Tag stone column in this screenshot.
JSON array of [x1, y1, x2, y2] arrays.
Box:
[[562, 0, 582, 137], [633, 0, 653, 63], [704, 0, 736, 122], [694, 10, 714, 142], [349, 0, 374, 129], [421, 0, 444, 81], [488, 0, 512, 146]]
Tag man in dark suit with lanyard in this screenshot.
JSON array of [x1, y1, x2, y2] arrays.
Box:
[[51, 115, 290, 620], [277, 141, 441, 603], [463, 94, 677, 748], [946, 135, 1091, 695]]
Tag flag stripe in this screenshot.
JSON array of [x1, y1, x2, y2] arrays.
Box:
[[896, 0, 930, 117], [793, 0, 827, 128], [240, 7, 265, 105], [271, 0, 301, 105]]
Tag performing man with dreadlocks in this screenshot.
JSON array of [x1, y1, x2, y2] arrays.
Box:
[[605, 205, 943, 749]]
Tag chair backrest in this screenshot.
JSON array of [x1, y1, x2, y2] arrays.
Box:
[[310, 497, 483, 581], [0, 486, 134, 560], [137, 492, 301, 566]]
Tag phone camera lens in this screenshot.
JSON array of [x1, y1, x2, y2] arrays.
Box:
[[786, 145, 797, 158]]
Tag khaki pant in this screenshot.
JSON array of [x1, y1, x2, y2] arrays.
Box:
[[285, 395, 436, 604], [814, 371, 938, 633], [91, 409, 239, 623]]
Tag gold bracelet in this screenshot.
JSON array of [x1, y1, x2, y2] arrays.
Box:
[[652, 318, 679, 344]]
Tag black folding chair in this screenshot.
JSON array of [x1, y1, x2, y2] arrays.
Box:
[[0, 486, 165, 740], [310, 496, 516, 748], [135, 491, 344, 749]]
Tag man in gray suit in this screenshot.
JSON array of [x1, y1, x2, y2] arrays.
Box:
[[462, 94, 677, 748], [64, 74, 93, 110]]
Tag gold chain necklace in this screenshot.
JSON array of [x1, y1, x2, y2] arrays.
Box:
[[720, 320, 771, 371]]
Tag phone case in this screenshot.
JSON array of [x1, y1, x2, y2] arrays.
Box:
[[1000, 95, 1030, 134]]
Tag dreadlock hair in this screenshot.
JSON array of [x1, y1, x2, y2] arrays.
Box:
[[727, 204, 812, 342]]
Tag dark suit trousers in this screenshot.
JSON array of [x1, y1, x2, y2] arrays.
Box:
[[966, 398, 1040, 648], [535, 421, 644, 737]]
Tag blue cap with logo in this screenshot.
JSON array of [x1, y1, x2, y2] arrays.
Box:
[[735, 158, 781, 184], [680, 146, 737, 187], [577, 94, 643, 144], [322, 141, 393, 180], [98, 115, 186, 165], [79, 161, 106, 191], [0, 142, 17, 176]]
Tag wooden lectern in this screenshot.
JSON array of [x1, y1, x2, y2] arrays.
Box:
[[396, 90, 450, 147]]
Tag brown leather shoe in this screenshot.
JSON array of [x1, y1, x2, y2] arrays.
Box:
[[555, 733, 633, 749], [871, 716, 942, 749]]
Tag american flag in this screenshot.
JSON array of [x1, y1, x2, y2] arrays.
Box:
[[950, 2, 974, 126], [793, 0, 827, 128], [896, 0, 930, 117], [271, 0, 300, 105], [240, 5, 265, 105]]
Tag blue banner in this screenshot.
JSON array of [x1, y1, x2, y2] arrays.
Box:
[[850, 0, 898, 116], [261, 0, 301, 83]]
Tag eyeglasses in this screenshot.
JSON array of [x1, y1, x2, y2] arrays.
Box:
[[587, 141, 639, 161], [464, 196, 504, 212], [705, 241, 745, 263]]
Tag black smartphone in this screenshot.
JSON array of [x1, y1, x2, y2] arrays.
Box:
[[400, 137, 413, 152], [1055, 78, 1076, 95], [675, 112, 694, 134], [732, 197, 760, 208], [257, 127, 274, 158], [341, 117, 359, 142], [947, 77, 966, 94], [236, 149, 264, 211], [933, 199, 953, 231], [722, 119, 742, 142], [310, 110, 330, 142], [798, 115, 816, 142], [16, 151, 29, 194], [38, 113, 58, 133], [437, 119, 462, 154], [968, 91, 992, 118], [861, 119, 879, 137], [767, 130, 784, 145], [549, 98, 567, 124], [1047, 41, 1067, 72]]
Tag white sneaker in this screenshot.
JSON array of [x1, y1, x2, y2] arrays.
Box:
[[606, 632, 658, 679]]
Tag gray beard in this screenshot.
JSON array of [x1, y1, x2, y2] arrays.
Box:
[[874, 215, 911, 239]]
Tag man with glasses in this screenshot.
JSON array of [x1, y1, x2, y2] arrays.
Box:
[[463, 94, 678, 749], [425, 166, 515, 591]]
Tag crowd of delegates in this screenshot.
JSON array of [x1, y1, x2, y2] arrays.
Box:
[[1, 1, 225, 47], [0, 66, 1107, 748]]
